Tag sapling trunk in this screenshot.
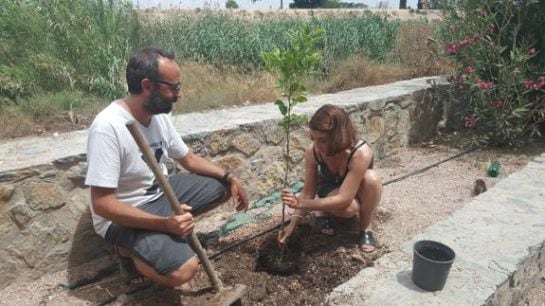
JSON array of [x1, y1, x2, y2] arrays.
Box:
[[260, 22, 324, 248], [281, 93, 293, 235]]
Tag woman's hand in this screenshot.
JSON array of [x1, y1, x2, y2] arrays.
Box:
[[281, 188, 303, 209], [277, 222, 297, 246]]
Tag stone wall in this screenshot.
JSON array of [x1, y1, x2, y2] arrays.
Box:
[[485, 241, 545, 305], [0, 82, 444, 289]]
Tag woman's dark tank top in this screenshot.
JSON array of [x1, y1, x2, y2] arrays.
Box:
[[313, 139, 374, 186]]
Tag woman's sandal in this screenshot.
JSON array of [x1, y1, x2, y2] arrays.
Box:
[[316, 216, 336, 236], [358, 231, 377, 253]]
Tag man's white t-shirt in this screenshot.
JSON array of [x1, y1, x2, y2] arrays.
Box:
[[85, 101, 189, 237]]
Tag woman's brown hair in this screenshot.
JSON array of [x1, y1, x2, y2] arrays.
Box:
[[309, 104, 356, 155]]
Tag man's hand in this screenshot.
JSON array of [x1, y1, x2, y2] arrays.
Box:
[[281, 188, 302, 209], [165, 204, 194, 236], [229, 177, 249, 211]]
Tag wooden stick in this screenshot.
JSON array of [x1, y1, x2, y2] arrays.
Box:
[[126, 121, 223, 290]]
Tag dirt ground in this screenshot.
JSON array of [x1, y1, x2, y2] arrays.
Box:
[[1, 137, 544, 305]]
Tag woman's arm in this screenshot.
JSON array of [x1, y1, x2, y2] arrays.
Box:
[[288, 145, 318, 219], [291, 145, 373, 212]]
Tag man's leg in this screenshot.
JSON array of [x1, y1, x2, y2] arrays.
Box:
[[132, 251, 199, 288], [107, 221, 199, 288], [167, 173, 230, 216], [108, 173, 229, 287], [116, 244, 198, 288]]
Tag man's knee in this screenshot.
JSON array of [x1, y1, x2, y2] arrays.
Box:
[[167, 256, 199, 287]]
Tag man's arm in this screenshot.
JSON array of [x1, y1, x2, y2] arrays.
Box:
[[177, 151, 228, 179], [91, 186, 194, 236], [176, 152, 249, 210]]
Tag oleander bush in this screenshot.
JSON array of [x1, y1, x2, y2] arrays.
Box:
[[439, 0, 545, 146]]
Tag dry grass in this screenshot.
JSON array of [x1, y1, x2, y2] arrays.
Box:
[[0, 107, 37, 139], [175, 61, 279, 113], [316, 54, 407, 93], [0, 48, 448, 140], [392, 23, 454, 77]]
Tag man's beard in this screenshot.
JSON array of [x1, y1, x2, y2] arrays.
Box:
[[144, 91, 176, 114]]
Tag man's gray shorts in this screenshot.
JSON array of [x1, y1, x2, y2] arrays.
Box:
[[105, 173, 226, 275]]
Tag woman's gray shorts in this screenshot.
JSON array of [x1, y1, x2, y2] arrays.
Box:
[[105, 173, 226, 275]]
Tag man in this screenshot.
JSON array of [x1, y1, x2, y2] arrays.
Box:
[[85, 48, 249, 288]]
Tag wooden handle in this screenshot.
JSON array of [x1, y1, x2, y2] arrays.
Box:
[[126, 120, 223, 290]]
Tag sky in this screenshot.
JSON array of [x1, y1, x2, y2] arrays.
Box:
[[131, 0, 421, 10]]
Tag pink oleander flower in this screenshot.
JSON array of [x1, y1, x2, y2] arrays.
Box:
[[447, 42, 459, 55], [530, 48, 536, 55], [464, 115, 477, 128], [460, 36, 471, 47], [538, 77, 545, 89], [486, 25, 497, 36], [465, 66, 475, 74], [493, 99, 506, 108], [477, 79, 494, 90], [522, 80, 535, 90]]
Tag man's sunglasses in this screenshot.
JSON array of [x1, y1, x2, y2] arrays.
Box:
[[153, 79, 182, 92]]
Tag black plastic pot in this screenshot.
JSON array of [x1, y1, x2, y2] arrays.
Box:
[[412, 240, 456, 291]]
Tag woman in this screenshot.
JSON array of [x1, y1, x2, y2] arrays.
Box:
[[278, 104, 383, 252]]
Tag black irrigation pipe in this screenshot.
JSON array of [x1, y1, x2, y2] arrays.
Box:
[[382, 146, 478, 186], [208, 220, 290, 260], [206, 146, 479, 260]]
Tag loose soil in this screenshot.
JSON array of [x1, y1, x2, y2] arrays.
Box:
[[0, 138, 544, 305]]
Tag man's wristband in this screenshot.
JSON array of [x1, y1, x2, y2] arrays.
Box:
[[221, 171, 232, 184]]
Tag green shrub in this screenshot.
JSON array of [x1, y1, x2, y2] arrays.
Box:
[[440, 0, 545, 146], [142, 11, 401, 71], [226, 0, 239, 9], [19, 90, 96, 120], [0, 0, 140, 101]]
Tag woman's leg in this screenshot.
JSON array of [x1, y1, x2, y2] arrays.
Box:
[[356, 169, 382, 251], [320, 189, 359, 235]]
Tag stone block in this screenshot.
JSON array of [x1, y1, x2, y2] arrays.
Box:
[[367, 116, 385, 143], [9, 200, 34, 228], [232, 134, 261, 156], [206, 131, 232, 156], [0, 184, 15, 201], [214, 155, 247, 172], [25, 183, 66, 211], [253, 120, 285, 145]]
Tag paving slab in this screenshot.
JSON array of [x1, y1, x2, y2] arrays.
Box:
[[327, 154, 545, 305]]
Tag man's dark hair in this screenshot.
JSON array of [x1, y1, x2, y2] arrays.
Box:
[[126, 48, 175, 94]]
